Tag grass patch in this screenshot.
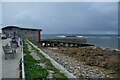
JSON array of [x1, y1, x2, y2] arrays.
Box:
[[23, 39, 48, 79], [28, 40, 68, 79]]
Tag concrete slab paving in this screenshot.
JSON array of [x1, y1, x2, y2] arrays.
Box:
[[2, 38, 22, 79], [0, 39, 2, 80]]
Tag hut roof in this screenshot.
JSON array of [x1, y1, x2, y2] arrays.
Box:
[[2, 26, 42, 31], [2, 26, 20, 30]]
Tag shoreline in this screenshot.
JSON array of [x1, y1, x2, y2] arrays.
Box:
[[90, 46, 120, 52], [42, 34, 119, 51], [41, 46, 119, 78]]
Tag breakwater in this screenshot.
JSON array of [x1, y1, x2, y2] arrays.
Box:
[[29, 38, 94, 47], [41, 38, 94, 47]]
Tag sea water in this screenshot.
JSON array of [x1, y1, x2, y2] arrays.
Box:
[[41, 34, 119, 50]]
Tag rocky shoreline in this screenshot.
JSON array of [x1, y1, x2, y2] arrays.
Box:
[[42, 47, 120, 79]]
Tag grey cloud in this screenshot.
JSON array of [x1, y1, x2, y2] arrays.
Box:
[[2, 2, 118, 34]]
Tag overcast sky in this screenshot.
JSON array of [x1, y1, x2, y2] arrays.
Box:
[[1, 2, 118, 34]]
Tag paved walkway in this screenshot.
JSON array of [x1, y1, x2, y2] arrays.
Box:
[[0, 39, 2, 80], [2, 38, 22, 78]]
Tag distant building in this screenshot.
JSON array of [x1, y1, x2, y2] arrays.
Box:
[[2, 26, 42, 43]]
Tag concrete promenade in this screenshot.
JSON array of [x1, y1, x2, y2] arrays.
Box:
[[0, 39, 2, 80], [1, 38, 22, 79]]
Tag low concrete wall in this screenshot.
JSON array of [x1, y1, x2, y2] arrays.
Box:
[[27, 39, 76, 79]]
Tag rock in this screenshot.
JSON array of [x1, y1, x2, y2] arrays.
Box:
[[69, 69, 74, 73], [106, 75, 109, 78], [35, 56, 40, 61], [98, 62, 108, 68], [42, 47, 117, 78], [77, 66, 81, 69], [98, 53, 103, 56], [47, 74, 53, 78], [48, 70, 54, 74], [38, 63, 46, 68], [69, 66, 73, 69], [108, 70, 116, 74]]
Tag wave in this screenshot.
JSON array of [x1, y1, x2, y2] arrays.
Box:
[[84, 37, 96, 38], [91, 46, 120, 52], [58, 35, 66, 38], [99, 37, 111, 38], [76, 36, 83, 38], [58, 35, 84, 38]]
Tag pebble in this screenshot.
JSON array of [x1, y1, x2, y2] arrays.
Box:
[[43, 48, 110, 78], [48, 70, 54, 74], [38, 63, 46, 68]]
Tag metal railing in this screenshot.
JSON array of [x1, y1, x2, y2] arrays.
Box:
[[21, 38, 25, 79]]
